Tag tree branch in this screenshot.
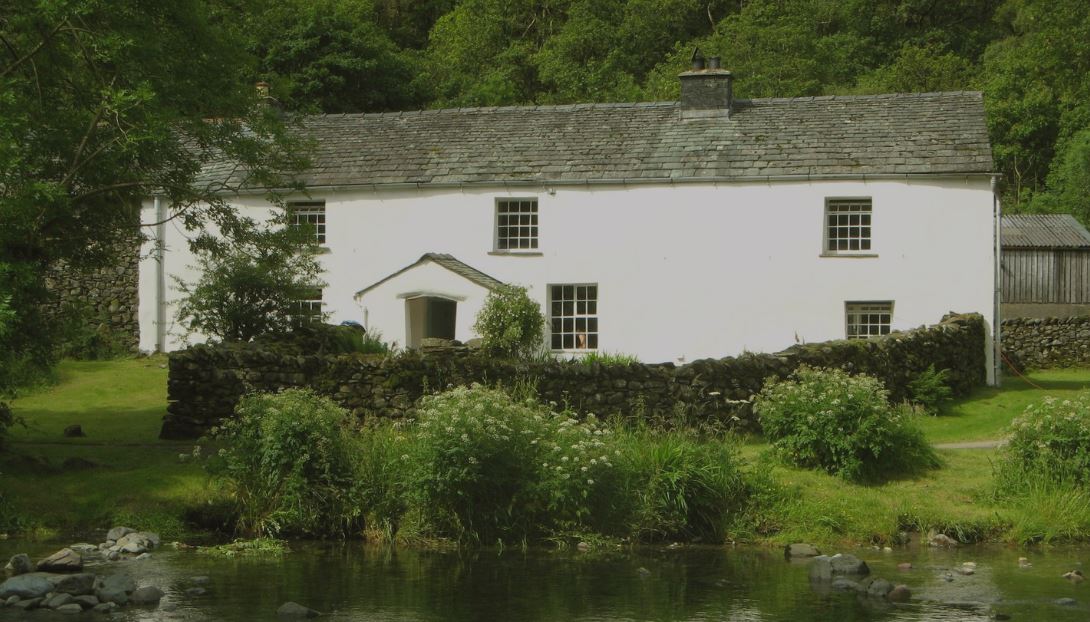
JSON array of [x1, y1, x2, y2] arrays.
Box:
[[0, 18, 65, 80]]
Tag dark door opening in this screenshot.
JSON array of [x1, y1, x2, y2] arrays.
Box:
[[407, 296, 457, 348]]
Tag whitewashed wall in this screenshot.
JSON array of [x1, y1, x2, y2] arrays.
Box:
[[139, 178, 997, 381]]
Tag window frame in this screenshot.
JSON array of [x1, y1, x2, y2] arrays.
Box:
[[548, 283, 599, 352], [493, 197, 540, 253], [288, 200, 327, 245], [293, 287, 324, 324], [822, 197, 875, 257], [845, 300, 893, 340]]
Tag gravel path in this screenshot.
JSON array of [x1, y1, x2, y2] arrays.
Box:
[[933, 439, 1007, 450]]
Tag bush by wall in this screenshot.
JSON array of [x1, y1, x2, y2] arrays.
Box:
[[163, 313, 986, 439], [753, 366, 939, 482]]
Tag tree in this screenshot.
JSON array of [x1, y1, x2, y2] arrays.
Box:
[[175, 220, 326, 343], [980, 0, 1090, 209], [0, 0, 306, 387], [246, 0, 422, 113]]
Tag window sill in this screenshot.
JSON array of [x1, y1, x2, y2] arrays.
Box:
[[489, 250, 543, 257], [819, 253, 878, 258]]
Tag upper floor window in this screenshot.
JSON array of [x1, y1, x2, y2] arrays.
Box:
[[289, 200, 326, 245], [845, 301, 892, 339], [824, 198, 871, 254], [496, 198, 538, 251], [550, 284, 597, 350]]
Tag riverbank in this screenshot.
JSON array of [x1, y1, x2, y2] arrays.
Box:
[[2, 359, 1090, 547]]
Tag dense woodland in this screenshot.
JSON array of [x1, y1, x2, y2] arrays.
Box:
[[1, 0, 1088, 392], [219, 0, 1090, 217]]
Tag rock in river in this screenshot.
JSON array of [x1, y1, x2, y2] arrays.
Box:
[[785, 543, 821, 559], [278, 601, 322, 618], [4, 554, 33, 576], [0, 573, 53, 600], [809, 554, 870, 581], [36, 548, 82, 572]]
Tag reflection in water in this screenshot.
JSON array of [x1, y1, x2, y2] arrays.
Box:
[[0, 542, 1087, 621]]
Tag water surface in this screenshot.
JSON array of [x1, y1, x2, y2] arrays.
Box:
[[1, 541, 1087, 621]]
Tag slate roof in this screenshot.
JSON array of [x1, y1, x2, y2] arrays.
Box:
[[205, 91, 993, 190], [1002, 214, 1090, 249], [355, 253, 504, 297]]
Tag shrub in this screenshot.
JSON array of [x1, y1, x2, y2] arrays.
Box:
[[403, 385, 612, 543], [753, 366, 938, 482], [202, 389, 362, 537], [907, 364, 953, 414], [996, 393, 1090, 492], [253, 324, 394, 355], [472, 285, 545, 358]]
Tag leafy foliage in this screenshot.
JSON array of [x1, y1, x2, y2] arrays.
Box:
[[175, 221, 325, 342], [753, 366, 939, 482], [472, 285, 545, 359], [401, 385, 613, 543], [907, 365, 954, 415], [245, 0, 422, 113], [1, 0, 304, 393], [202, 389, 362, 537], [996, 393, 1090, 492]]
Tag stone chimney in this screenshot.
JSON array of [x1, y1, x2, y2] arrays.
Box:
[[679, 49, 733, 119]]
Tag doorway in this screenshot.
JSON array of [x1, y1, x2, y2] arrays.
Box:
[[406, 296, 457, 348]]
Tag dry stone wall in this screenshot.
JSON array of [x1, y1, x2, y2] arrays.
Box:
[[162, 313, 987, 439], [1001, 316, 1090, 370], [45, 237, 140, 352]]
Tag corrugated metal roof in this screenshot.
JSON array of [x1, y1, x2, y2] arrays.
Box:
[[200, 91, 994, 190], [1002, 214, 1090, 249]]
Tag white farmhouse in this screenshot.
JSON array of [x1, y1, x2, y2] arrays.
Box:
[[138, 67, 999, 381]]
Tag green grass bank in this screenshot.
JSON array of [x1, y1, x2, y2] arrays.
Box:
[[3, 359, 1090, 547]]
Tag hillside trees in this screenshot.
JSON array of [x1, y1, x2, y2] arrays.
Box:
[[0, 0, 304, 391]]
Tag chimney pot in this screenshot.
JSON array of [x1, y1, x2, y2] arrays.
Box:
[[690, 48, 706, 71], [708, 56, 721, 69]]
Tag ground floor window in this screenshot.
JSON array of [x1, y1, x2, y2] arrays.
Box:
[[845, 301, 892, 339], [294, 288, 323, 323], [550, 284, 597, 350]]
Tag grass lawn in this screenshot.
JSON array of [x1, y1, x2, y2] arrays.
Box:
[[916, 368, 1090, 443], [3, 359, 1090, 546], [1, 357, 211, 540]]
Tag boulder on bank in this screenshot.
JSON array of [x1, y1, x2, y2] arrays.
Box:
[[0, 573, 54, 599], [36, 548, 82, 572], [106, 526, 135, 542], [278, 601, 322, 618], [928, 533, 958, 548], [809, 554, 871, 581]]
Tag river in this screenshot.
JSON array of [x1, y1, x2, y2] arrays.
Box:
[[1, 540, 1087, 620]]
